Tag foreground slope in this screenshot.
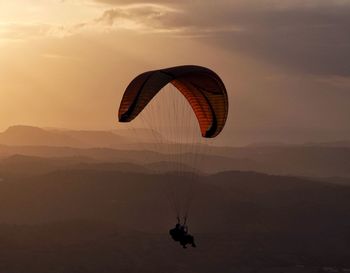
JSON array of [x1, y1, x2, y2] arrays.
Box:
[[0, 167, 349, 272]]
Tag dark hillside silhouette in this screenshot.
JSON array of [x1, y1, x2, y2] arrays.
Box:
[[1, 143, 350, 177], [0, 167, 349, 272]]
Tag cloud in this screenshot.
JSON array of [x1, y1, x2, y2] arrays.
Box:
[[94, 4, 183, 32], [91, 0, 350, 76], [3, 0, 349, 76], [0, 22, 89, 42], [0, 24, 82, 46], [202, 4, 350, 76], [92, 0, 350, 9], [0, 3, 184, 42], [92, 3, 245, 36], [93, 0, 183, 4], [315, 76, 350, 88]]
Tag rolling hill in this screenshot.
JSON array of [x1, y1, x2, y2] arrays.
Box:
[[0, 168, 348, 272]]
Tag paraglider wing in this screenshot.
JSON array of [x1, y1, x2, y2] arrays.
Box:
[[118, 65, 228, 137]]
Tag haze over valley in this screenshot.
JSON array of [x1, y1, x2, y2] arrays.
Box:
[[0, 125, 349, 272]]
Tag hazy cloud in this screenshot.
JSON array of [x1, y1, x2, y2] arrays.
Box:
[[204, 5, 350, 76], [93, 0, 350, 7], [95, 4, 184, 32], [93, 0, 184, 4], [2, 0, 349, 76], [0, 22, 91, 42], [92, 0, 350, 76], [315, 76, 350, 88]]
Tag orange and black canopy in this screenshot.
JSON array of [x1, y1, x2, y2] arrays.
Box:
[[118, 65, 228, 138]]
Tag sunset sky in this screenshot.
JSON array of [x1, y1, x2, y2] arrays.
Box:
[[1, 0, 349, 145]]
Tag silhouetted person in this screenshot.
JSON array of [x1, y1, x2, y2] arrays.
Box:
[[180, 225, 188, 235], [169, 223, 183, 242], [179, 233, 196, 249], [169, 218, 196, 249]]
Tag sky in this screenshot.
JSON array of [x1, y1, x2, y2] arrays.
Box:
[[0, 0, 350, 145]]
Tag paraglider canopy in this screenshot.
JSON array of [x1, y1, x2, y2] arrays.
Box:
[[118, 65, 228, 138]]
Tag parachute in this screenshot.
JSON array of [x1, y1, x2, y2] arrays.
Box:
[[118, 65, 228, 138], [118, 65, 229, 221]]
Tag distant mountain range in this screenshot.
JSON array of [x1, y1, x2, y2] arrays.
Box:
[[0, 154, 193, 177], [0, 125, 133, 148], [1, 125, 350, 178], [0, 125, 161, 149], [1, 125, 350, 148], [1, 144, 350, 178], [0, 126, 349, 271]]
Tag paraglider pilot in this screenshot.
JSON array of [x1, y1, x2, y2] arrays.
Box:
[[169, 217, 196, 249]]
